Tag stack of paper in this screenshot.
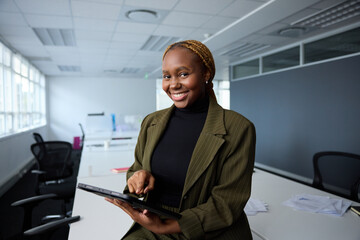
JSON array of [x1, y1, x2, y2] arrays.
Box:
[[245, 198, 268, 216], [283, 194, 351, 217]]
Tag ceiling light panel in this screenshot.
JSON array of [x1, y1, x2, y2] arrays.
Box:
[[292, 0, 360, 28], [141, 35, 181, 52], [120, 67, 141, 74], [33, 28, 76, 46], [58, 65, 81, 72], [220, 42, 270, 57]]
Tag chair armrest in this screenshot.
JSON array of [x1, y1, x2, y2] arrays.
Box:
[[11, 193, 58, 207], [23, 215, 80, 237], [31, 169, 47, 175]]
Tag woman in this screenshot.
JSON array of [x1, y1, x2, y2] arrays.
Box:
[[106, 40, 256, 239]]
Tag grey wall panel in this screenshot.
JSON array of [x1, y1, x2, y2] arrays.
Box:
[[230, 55, 360, 179]]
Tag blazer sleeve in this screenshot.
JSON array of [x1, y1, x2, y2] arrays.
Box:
[[178, 120, 256, 239]]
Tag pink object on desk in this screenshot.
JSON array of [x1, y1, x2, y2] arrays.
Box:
[[73, 136, 81, 150], [111, 167, 129, 173]]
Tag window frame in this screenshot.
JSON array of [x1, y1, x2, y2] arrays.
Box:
[[230, 24, 360, 82], [0, 42, 46, 139]]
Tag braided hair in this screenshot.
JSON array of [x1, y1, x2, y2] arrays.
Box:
[[163, 40, 217, 100]]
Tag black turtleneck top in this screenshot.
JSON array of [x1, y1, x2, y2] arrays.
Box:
[[150, 96, 209, 207]]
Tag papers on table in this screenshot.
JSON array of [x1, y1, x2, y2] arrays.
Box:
[[245, 198, 268, 216], [283, 194, 352, 217]]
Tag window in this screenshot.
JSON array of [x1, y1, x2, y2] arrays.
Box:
[[213, 80, 230, 109], [156, 78, 230, 110], [231, 26, 360, 81], [0, 42, 46, 138], [232, 59, 259, 80], [263, 46, 300, 73], [156, 79, 173, 110], [304, 27, 360, 64]]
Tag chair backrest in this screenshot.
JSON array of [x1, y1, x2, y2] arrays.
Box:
[[33, 132, 44, 143], [79, 123, 85, 148], [312, 151, 360, 202], [31, 141, 73, 182]]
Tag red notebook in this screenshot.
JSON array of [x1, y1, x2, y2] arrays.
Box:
[[111, 167, 129, 173]]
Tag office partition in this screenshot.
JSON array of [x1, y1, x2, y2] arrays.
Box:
[[230, 55, 360, 182]]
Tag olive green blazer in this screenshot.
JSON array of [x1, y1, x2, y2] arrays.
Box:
[[127, 97, 256, 240]]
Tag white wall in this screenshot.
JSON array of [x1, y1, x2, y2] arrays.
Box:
[[0, 126, 47, 196], [47, 76, 156, 142]]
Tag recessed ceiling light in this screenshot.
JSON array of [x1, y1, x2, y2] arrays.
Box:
[[126, 9, 158, 22], [58, 65, 81, 72], [33, 28, 76, 46], [278, 27, 306, 38]]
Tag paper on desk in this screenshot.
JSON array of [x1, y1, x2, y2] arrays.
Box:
[[283, 194, 351, 217], [245, 198, 268, 216]]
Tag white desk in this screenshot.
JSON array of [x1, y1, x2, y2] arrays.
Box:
[[78, 144, 135, 178], [69, 137, 135, 240], [249, 169, 360, 240], [85, 130, 139, 141], [69, 174, 132, 240]]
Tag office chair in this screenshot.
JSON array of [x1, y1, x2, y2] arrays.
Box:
[[10, 141, 79, 239], [79, 123, 85, 149], [312, 151, 360, 202], [31, 141, 74, 182], [30, 141, 77, 220], [33, 132, 44, 143], [11, 193, 80, 239]]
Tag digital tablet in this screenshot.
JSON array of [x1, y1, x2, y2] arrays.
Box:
[[77, 183, 181, 219]]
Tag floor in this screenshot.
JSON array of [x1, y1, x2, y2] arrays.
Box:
[[0, 151, 80, 240]]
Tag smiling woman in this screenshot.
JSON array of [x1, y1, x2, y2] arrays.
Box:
[[162, 47, 209, 109], [106, 40, 256, 240]]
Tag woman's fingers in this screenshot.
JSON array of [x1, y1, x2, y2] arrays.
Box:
[[128, 170, 155, 194], [135, 179, 145, 194], [144, 175, 155, 193], [106, 198, 146, 222], [127, 179, 136, 193]]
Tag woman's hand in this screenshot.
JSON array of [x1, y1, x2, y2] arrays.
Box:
[[127, 170, 155, 195], [105, 198, 181, 234]]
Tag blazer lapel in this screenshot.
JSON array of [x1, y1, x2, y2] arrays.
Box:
[[182, 98, 227, 196], [142, 106, 174, 171]]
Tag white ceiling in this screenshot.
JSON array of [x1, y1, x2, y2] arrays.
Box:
[[0, 0, 359, 80]]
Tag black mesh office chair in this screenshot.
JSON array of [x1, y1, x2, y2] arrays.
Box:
[[11, 194, 80, 239], [79, 123, 85, 150], [31, 141, 76, 198], [11, 141, 79, 238], [312, 151, 360, 202], [33, 132, 44, 143], [31, 141, 77, 222]]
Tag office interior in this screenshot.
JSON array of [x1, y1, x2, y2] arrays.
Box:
[[0, 0, 360, 238]]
